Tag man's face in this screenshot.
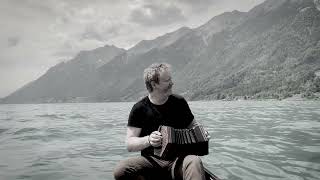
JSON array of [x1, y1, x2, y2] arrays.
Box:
[[155, 70, 173, 96]]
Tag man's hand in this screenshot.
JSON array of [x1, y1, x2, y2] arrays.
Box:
[[205, 131, 211, 140], [149, 131, 162, 147]]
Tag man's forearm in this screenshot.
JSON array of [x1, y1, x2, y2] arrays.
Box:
[[126, 136, 150, 152]]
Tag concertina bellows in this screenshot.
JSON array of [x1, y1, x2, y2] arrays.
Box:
[[154, 125, 209, 159]]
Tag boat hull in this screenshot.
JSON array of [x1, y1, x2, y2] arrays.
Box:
[[204, 167, 220, 180]]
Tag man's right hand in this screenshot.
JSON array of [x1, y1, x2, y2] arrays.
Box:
[[149, 131, 162, 147]]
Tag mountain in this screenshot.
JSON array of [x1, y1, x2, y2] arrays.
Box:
[[127, 27, 193, 56], [3, 45, 125, 103], [2, 0, 320, 103], [178, 0, 320, 100]]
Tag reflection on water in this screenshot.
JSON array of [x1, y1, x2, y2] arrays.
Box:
[[0, 101, 319, 180]]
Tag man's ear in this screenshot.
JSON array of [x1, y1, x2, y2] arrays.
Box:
[[151, 81, 156, 89]]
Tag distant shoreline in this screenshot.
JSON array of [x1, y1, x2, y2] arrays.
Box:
[[0, 93, 319, 105]]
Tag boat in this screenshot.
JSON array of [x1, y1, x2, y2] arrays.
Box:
[[204, 167, 221, 180], [141, 165, 220, 180]]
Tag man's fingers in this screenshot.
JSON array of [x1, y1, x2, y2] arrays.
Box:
[[149, 131, 163, 147], [150, 137, 162, 147], [205, 131, 211, 139], [152, 131, 162, 136], [150, 133, 162, 142], [151, 133, 161, 139], [151, 137, 161, 141], [150, 131, 162, 140]]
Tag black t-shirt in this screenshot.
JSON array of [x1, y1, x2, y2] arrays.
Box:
[[127, 94, 194, 158]]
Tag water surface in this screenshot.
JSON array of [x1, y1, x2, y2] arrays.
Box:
[[0, 101, 319, 180]]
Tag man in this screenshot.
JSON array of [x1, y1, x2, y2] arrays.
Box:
[[113, 63, 207, 180]]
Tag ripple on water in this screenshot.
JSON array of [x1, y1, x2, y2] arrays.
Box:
[[69, 114, 88, 119], [36, 114, 64, 119], [13, 127, 39, 135], [29, 162, 50, 168], [219, 139, 284, 155], [218, 151, 287, 178], [0, 128, 9, 135], [244, 159, 285, 177], [215, 152, 241, 165], [227, 166, 263, 180], [301, 146, 320, 153], [281, 165, 320, 180]]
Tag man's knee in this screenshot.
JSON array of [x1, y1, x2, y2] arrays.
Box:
[[183, 155, 203, 169], [114, 157, 153, 180], [113, 161, 126, 179], [179, 155, 206, 180], [113, 159, 135, 179]]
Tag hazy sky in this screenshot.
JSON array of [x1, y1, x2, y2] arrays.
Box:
[[0, 0, 265, 98]]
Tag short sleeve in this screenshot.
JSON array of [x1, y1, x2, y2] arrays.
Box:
[[181, 97, 194, 126], [127, 103, 144, 128]]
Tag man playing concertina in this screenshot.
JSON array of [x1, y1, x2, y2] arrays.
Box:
[[114, 63, 209, 180]]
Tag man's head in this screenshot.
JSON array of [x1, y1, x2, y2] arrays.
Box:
[[143, 63, 173, 95]]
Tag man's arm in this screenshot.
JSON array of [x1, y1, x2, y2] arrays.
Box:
[[126, 126, 163, 152], [126, 126, 150, 152]]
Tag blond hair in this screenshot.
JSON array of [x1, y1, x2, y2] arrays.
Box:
[[143, 63, 171, 92]]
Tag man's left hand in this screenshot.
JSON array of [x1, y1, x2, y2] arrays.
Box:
[[205, 131, 211, 140]]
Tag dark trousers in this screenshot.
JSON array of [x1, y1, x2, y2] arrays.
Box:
[[113, 155, 206, 180]]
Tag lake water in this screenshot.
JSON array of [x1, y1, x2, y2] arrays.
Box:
[[0, 101, 319, 180]]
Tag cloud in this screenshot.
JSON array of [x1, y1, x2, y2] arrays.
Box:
[[315, 0, 320, 11], [129, 1, 186, 26], [176, 0, 217, 12], [80, 20, 128, 42], [0, 0, 265, 98], [7, 37, 20, 47]]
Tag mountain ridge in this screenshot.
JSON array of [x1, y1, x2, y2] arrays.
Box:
[[2, 0, 320, 104]]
